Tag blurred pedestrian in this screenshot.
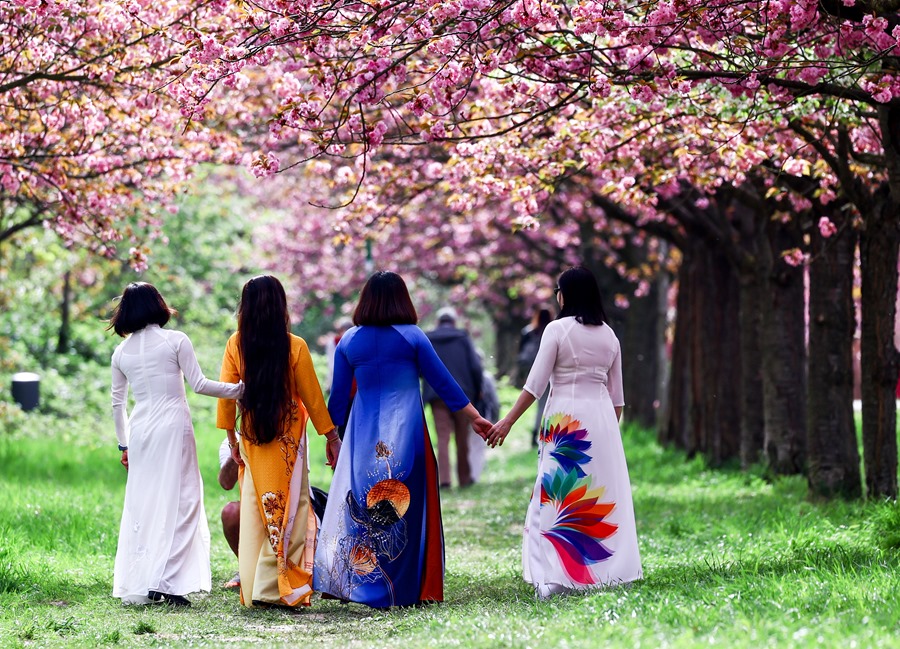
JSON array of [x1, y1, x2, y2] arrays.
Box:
[[422, 306, 484, 488], [470, 351, 500, 483], [325, 317, 356, 440], [324, 317, 354, 392], [518, 305, 553, 446]]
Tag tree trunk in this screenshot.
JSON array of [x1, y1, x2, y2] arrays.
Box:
[[760, 219, 808, 475], [663, 253, 693, 451], [859, 212, 899, 498], [807, 210, 861, 498], [619, 275, 667, 430], [57, 270, 71, 354], [857, 105, 900, 499], [732, 191, 765, 469], [738, 270, 766, 468], [694, 239, 742, 465], [664, 240, 742, 464], [492, 296, 526, 381], [860, 187, 899, 499]]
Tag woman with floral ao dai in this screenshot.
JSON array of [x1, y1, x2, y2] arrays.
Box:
[[217, 275, 339, 608], [487, 266, 642, 598]]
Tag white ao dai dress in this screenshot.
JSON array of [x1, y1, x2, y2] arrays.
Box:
[[522, 317, 642, 597], [111, 324, 242, 604]]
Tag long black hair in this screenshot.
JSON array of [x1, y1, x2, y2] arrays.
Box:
[[237, 275, 293, 445], [556, 266, 608, 326]]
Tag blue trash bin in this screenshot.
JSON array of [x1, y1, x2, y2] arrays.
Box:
[[11, 372, 40, 411]]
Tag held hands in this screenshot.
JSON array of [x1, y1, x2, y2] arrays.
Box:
[[120, 449, 129, 470], [486, 418, 513, 448], [471, 415, 493, 441], [463, 403, 493, 441]]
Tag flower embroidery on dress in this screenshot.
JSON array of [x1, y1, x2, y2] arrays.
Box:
[[261, 490, 287, 550]]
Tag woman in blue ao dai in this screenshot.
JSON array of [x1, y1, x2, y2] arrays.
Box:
[[314, 271, 491, 608]]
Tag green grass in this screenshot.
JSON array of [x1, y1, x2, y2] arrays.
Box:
[[1, 382, 899, 648]]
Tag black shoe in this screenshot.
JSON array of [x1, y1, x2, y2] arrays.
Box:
[[148, 590, 191, 607]]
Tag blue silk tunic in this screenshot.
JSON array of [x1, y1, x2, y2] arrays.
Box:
[[314, 324, 469, 607]]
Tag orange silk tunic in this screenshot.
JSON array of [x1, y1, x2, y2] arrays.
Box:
[[217, 332, 335, 607]]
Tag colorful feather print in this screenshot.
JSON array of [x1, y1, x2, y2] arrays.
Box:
[[540, 413, 591, 477], [540, 467, 618, 585]]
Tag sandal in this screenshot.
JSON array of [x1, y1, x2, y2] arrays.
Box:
[[148, 590, 191, 607]]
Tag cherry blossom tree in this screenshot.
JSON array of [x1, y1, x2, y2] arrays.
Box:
[[0, 0, 239, 268], [6, 1, 884, 495], [175, 0, 897, 496]]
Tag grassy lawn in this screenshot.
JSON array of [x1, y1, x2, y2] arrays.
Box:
[[1, 381, 899, 648]]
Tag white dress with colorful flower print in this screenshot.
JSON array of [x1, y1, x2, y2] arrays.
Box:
[[522, 317, 642, 595]]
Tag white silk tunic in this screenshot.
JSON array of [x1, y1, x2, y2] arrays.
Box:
[[110, 324, 241, 604], [522, 317, 643, 596]]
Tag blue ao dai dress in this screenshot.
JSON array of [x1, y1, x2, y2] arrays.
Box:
[[314, 325, 469, 607]]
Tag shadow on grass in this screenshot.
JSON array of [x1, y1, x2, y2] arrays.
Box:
[[645, 541, 896, 592]]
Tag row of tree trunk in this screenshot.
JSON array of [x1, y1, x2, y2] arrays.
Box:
[[654, 179, 895, 499], [487, 163, 896, 500]]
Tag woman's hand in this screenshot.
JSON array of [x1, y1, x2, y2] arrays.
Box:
[[325, 432, 341, 470], [484, 390, 535, 448], [486, 418, 513, 448], [230, 443, 244, 467], [120, 449, 129, 470], [462, 403, 492, 440], [471, 416, 493, 440]]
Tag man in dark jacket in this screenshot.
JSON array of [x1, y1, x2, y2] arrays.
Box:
[[422, 306, 484, 488]]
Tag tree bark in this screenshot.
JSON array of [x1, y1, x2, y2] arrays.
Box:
[[858, 104, 900, 499], [618, 276, 667, 430], [860, 189, 899, 499], [732, 193, 766, 468], [694, 238, 743, 465], [760, 218, 808, 475], [492, 295, 526, 381], [807, 211, 861, 498], [663, 252, 693, 451], [738, 270, 766, 468], [663, 239, 742, 464]]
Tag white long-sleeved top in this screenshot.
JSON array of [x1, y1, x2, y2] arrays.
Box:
[[109, 324, 242, 604], [111, 324, 241, 447]]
